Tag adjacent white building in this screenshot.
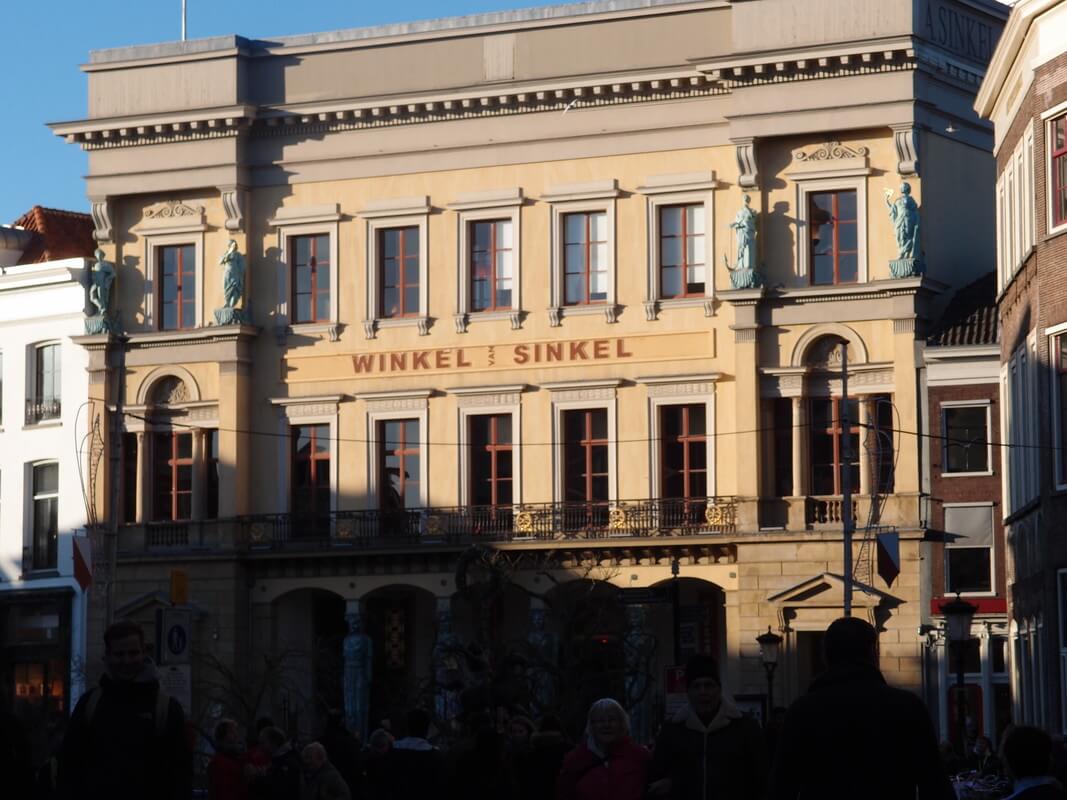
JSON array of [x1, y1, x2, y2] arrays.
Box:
[[0, 208, 94, 760]]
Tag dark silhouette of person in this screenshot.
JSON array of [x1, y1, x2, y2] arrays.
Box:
[[769, 616, 953, 800], [1001, 726, 1067, 799], [383, 708, 446, 800]]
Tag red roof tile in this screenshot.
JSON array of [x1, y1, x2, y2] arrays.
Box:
[[11, 206, 95, 265]]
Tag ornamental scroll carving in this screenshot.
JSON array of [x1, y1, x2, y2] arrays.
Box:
[[150, 377, 190, 406], [550, 387, 615, 403], [145, 201, 204, 220], [456, 392, 522, 409], [363, 397, 427, 414], [645, 382, 714, 399], [794, 141, 870, 162]]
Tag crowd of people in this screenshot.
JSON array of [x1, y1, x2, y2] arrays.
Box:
[[27, 616, 1067, 799]]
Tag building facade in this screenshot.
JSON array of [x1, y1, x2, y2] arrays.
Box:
[[920, 275, 1009, 744], [54, 0, 1007, 736], [976, 0, 1067, 734], [0, 207, 95, 765]]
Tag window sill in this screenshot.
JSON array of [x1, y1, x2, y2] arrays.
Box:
[[454, 310, 523, 332], [23, 419, 62, 431], [940, 470, 994, 479], [362, 316, 431, 338], [1046, 224, 1067, 243], [548, 303, 619, 326], [277, 322, 342, 343], [643, 298, 714, 320], [21, 569, 60, 580]]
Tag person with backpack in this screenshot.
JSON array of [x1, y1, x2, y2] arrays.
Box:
[[58, 619, 192, 800]]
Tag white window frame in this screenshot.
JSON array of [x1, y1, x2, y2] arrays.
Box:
[[450, 385, 524, 507], [359, 197, 431, 339], [1043, 104, 1067, 238], [943, 502, 996, 598], [996, 175, 1007, 292], [269, 205, 342, 341], [544, 180, 621, 326], [940, 400, 993, 478], [636, 172, 717, 319], [449, 189, 523, 332], [26, 459, 59, 572], [641, 376, 718, 500], [268, 395, 342, 516], [358, 390, 430, 509], [25, 340, 62, 428], [145, 234, 205, 331], [546, 379, 620, 505], [794, 176, 869, 285]]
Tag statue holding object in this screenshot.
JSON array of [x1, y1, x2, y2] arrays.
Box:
[[214, 239, 251, 325]]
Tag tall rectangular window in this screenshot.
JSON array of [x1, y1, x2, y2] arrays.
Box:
[[1053, 114, 1067, 228], [1059, 335, 1067, 484], [470, 220, 513, 312], [659, 204, 705, 298], [943, 405, 990, 474], [660, 404, 707, 500], [809, 190, 858, 285], [159, 244, 196, 330], [380, 420, 420, 510], [30, 343, 61, 423], [870, 395, 895, 494], [291, 234, 331, 324], [809, 397, 860, 495], [771, 398, 793, 497], [379, 227, 420, 318], [470, 414, 513, 506], [945, 505, 994, 594], [563, 212, 608, 305], [31, 462, 58, 570], [563, 409, 609, 504], [205, 429, 219, 519], [292, 424, 330, 518], [152, 432, 193, 521]]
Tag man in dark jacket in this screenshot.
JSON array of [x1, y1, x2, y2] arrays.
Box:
[[649, 654, 767, 800], [301, 742, 351, 800], [250, 727, 302, 800], [769, 616, 954, 800], [1001, 726, 1067, 799], [58, 619, 191, 800]]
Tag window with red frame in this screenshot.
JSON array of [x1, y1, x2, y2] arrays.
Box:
[[152, 432, 193, 521], [563, 409, 609, 504], [470, 220, 513, 312], [809, 397, 860, 495], [563, 212, 608, 305], [1053, 115, 1067, 228], [159, 244, 196, 330], [659, 204, 705, 298], [470, 414, 513, 507], [291, 234, 330, 324], [809, 191, 858, 285], [292, 424, 330, 517], [661, 404, 707, 500], [380, 419, 420, 510], [380, 227, 420, 318]]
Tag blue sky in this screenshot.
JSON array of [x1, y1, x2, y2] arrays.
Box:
[[1, 0, 542, 224]]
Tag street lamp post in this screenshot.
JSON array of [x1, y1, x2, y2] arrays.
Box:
[[940, 593, 978, 756], [757, 626, 784, 714]]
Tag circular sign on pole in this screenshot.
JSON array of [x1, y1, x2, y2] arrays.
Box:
[[167, 624, 188, 658]]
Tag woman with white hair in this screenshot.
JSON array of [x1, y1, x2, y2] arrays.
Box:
[[555, 698, 651, 800]]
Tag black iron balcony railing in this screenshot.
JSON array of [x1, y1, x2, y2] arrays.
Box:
[[113, 497, 739, 554], [26, 397, 61, 425]]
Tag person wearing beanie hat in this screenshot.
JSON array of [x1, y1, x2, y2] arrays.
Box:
[[647, 654, 766, 799]]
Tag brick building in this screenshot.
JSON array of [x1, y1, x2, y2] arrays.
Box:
[[976, 0, 1067, 733]]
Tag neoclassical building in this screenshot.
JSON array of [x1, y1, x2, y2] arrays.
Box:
[[54, 0, 1007, 736]]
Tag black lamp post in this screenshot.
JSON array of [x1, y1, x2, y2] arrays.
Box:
[[757, 626, 784, 714], [940, 593, 978, 755]]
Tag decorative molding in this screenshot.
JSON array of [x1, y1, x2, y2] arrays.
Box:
[[645, 381, 717, 399], [362, 320, 377, 340], [703, 300, 715, 318], [509, 310, 523, 331], [136, 201, 207, 233], [416, 317, 432, 336], [90, 199, 113, 243], [448, 384, 526, 408], [603, 304, 620, 324], [447, 187, 524, 211], [891, 124, 919, 176], [643, 300, 659, 322], [454, 313, 469, 333], [547, 307, 562, 328], [732, 137, 759, 189], [356, 196, 431, 219], [269, 394, 344, 421], [144, 201, 203, 220], [542, 179, 620, 202], [268, 203, 342, 227], [220, 186, 246, 232], [355, 389, 431, 414], [788, 141, 872, 180], [635, 171, 718, 195], [892, 317, 917, 334], [732, 326, 758, 344], [695, 46, 916, 90], [548, 387, 617, 403], [795, 141, 871, 163]]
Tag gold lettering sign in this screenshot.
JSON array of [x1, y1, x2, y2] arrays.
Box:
[[283, 332, 711, 384]]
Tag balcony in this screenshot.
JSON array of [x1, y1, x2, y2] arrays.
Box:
[[25, 397, 61, 425], [111, 497, 739, 555]]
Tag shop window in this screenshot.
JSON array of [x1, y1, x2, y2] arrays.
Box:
[[152, 432, 193, 522], [469, 414, 513, 507], [945, 505, 994, 595], [30, 462, 58, 570], [809, 397, 860, 495], [291, 234, 331, 324], [158, 244, 196, 331], [380, 419, 420, 510], [808, 190, 858, 285]]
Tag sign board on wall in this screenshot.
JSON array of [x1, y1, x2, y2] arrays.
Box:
[[158, 608, 192, 666], [159, 664, 192, 714]]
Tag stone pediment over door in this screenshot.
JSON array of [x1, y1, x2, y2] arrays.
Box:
[[766, 572, 901, 630]]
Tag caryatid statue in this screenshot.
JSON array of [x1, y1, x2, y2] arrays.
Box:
[[432, 604, 463, 725], [624, 604, 656, 745], [214, 239, 249, 324], [85, 248, 117, 334], [885, 182, 921, 260], [343, 609, 373, 740], [526, 605, 559, 713], [730, 194, 757, 272]]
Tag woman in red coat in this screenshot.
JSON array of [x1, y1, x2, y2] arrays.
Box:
[[556, 698, 651, 800]]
